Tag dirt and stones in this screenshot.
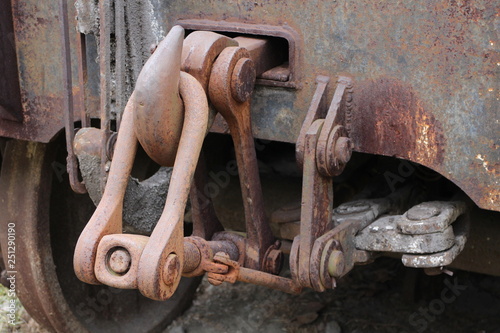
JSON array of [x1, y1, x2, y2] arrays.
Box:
[[165, 258, 500, 333]]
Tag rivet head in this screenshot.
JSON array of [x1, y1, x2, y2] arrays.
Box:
[[162, 254, 180, 285], [327, 250, 345, 278], [108, 248, 131, 275]]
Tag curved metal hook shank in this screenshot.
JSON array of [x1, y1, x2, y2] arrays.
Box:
[[74, 95, 138, 284], [134, 25, 185, 167], [137, 72, 210, 300]]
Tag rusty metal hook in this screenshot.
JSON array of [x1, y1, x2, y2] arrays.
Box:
[[134, 25, 185, 167]]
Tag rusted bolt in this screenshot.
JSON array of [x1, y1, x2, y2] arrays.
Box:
[[108, 248, 131, 275], [231, 58, 256, 103], [407, 205, 441, 221], [334, 137, 352, 165], [327, 250, 345, 278], [162, 253, 180, 285], [264, 249, 284, 275]]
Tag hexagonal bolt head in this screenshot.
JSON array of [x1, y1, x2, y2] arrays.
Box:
[[231, 58, 256, 103], [162, 253, 180, 286], [108, 248, 132, 275], [327, 250, 345, 278], [334, 137, 352, 165]]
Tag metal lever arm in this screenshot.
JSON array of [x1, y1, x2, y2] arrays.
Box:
[[209, 46, 275, 271]]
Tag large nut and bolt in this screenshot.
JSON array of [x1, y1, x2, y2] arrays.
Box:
[[327, 250, 345, 278], [108, 248, 132, 275], [231, 58, 256, 103], [162, 253, 180, 285], [334, 137, 352, 165]]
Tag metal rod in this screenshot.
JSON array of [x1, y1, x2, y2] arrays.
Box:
[[99, 0, 111, 190], [76, 32, 89, 128], [59, 0, 86, 194]]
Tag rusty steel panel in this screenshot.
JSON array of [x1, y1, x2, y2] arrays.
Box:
[[0, 0, 497, 211], [145, 0, 498, 211], [0, 0, 89, 142], [0, 0, 22, 122]]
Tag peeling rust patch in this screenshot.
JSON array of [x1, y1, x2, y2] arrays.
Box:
[[349, 78, 446, 165]]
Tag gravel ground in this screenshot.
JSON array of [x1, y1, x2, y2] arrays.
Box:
[[1, 258, 499, 332], [165, 258, 500, 333]]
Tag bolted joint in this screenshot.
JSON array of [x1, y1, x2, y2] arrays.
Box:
[[334, 136, 352, 166], [107, 248, 132, 275], [231, 57, 256, 103], [327, 250, 345, 278], [162, 253, 181, 286]]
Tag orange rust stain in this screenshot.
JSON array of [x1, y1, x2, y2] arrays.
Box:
[[349, 78, 446, 165]]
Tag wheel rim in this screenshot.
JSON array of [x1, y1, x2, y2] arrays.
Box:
[[0, 139, 200, 333]]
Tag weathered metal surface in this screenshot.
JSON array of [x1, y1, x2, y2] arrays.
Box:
[[292, 120, 333, 290], [448, 207, 500, 276], [295, 76, 330, 168], [178, 19, 301, 88], [0, 139, 202, 332], [74, 96, 138, 285], [316, 77, 353, 177], [145, 1, 499, 211], [0, 141, 85, 332], [1, 0, 497, 210], [183, 235, 240, 278], [0, 0, 22, 122], [209, 46, 275, 271], [355, 216, 456, 254], [137, 71, 209, 300], [181, 31, 238, 92], [208, 252, 302, 295], [60, 0, 86, 194], [134, 26, 185, 167], [0, 0, 90, 142], [234, 36, 287, 78], [402, 215, 469, 268], [189, 152, 225, 239], [290, 76, 357, 291], [74, 127, 173, 234], [398, 201, 468, 234]]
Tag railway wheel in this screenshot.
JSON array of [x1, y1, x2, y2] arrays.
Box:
[[0, 138, 200, 332]]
